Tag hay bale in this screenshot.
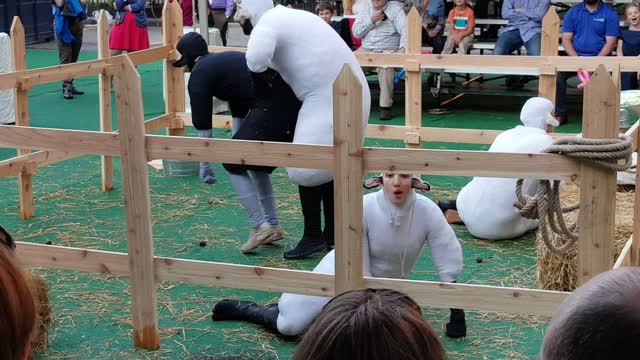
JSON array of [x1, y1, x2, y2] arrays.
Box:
[[26, 271, 53, 353], [536, 182, 635, 291]]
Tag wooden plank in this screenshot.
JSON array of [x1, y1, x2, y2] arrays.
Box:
[[114, 56, 159, 350], [539, 9, 560, 133], [353, 53, 640, 73], [0, 114, 175, 179], [208, 46, 247, 53], [365, 277, 567, 317], [333, 65, 365, 294], [144, 113, 174, 134], [97, 11, 113, 192], [15, 242, 335, 297], [175, 112, 232, 129], [363, 147, 579, 180], [146, 136, 335, 170], [0, 150, 79, 178], [613, 236, 633, 269], [0, 126, 121, 156], [4, 58, 118, 89], [405, 7, 422, 149], [11, 17, 33, 220], [128, 45, 172, 66], [577, 65, 619, 285], [14, 242, 568, 316], [367, 124, 578, 145], [163, 0, 186, 137]]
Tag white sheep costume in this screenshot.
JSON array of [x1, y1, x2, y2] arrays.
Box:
[[456, 97, 559, 240], [243, 4, 372, 186]]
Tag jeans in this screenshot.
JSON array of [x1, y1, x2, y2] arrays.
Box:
[[493, 30, 541, 56], [555, 71, 577, 116]]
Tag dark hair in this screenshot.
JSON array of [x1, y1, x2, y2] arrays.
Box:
[[541, 267, 640, 360], [294, 288, 446, 360], [0, 246, 35, 360], [0, 225, 15, 250], [316, 2, 335, 14]]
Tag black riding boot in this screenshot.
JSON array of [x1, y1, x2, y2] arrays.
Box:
[[212, 299, 280, 334], [321, 181, 335, 250], [284, 185, 327, 259], [437, 199, 458, 214], [446, 308, 467, 338]]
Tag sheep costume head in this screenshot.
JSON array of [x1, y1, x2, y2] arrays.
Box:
[[242, 2, 372, 187], [520, 97, 559, 130]]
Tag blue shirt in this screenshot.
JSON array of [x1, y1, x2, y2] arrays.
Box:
[[419, 0, 445, 31], [621, 28, 640, 56], [498, 0, 550, 43], [562, 2, 619, 56]]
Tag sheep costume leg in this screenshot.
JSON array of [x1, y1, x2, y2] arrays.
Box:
[[211, 250, 335, 336], [240, 3, 371, 259], [452, 98, 559, 240]]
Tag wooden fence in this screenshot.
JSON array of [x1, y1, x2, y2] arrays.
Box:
[[0, 2, 639, 350]]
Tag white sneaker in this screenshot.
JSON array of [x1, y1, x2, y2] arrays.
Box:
[[260, 226, 285, 245], [239, 223, 274, 253]]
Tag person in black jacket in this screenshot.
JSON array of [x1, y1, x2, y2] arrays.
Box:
[[317, 2, 354, 50], [172, 32, 301, 252]]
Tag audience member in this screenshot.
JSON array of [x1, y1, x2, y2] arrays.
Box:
[[419, 0, 446, 54], [110, 0, 151, 56], [617, 4, 640, 90], [293, 289, 447, 360], [442, 0, 475, 55], [493, 0, 550, 89], [541, 267, 640, 360], [317, 2, 354, 49], [555, 0, 619, 125], [0, 246, 35, 360], [208, 0, 235, 46], [50, 0, 87, 100], [353, 0, 406, 120]]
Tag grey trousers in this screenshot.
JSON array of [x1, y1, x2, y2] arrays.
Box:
[[56, 17, 84, 91], [356, 47, 396, 108]]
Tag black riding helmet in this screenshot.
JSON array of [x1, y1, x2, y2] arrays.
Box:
[[172, 32, 209, 71]]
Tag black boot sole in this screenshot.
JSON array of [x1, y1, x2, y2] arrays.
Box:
[[283, 242, 327, 260]]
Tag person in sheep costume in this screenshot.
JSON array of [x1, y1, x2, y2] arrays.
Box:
[[211, 173, 466, 338], [236, 0, 372, 259], [438, 97, 560, 240]]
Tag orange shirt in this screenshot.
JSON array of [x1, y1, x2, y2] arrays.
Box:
[[447, 6, 475, 35]]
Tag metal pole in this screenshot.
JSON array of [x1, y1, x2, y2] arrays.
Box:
[[198, 0, 209, 44]]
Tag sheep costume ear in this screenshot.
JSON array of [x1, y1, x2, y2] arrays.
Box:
[[363, 174, 432, 192]]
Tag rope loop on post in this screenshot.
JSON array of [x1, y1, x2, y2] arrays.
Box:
[[514, 134, 633, 255]]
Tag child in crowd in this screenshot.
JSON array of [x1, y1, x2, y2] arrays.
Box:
[[316, 2, 354, 50], [110, 0, 150, 56], [442, 0, 475, 55], [617, 3, 640, 90]]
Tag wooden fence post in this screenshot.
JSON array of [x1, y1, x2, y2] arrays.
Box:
[[333, 65, 365, 294], [10, 17, 34, 219], [114, 56, 160, 349], [405, 7, 422, 149], [632, 132, 640, 265], [539, 8, 559, 133], [577, 65, 618, 284], [98, 11, 113, 192], [163, 0, 186, 136]]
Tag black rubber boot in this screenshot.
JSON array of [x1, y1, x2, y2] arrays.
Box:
[[284, 185, 327, 260], [321, 181, 335, 250], [445, 308, 467, 338], [437, 199, 457, 214], [212, 299, 280, 333]]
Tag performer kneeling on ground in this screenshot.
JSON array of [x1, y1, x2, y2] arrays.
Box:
[[211, 173, 467, 338], [173, 32, 301, 251]]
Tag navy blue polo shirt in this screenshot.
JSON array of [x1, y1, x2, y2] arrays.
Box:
[[562, 2, 620, 56]]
